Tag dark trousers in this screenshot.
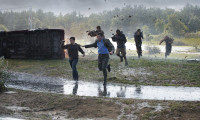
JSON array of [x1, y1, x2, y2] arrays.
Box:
[[69, 59, 78, 80], [136, 41, 142, 56], [165, 44, 172, 57], [98, 54, 109, 82]]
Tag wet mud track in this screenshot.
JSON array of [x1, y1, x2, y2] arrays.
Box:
[[6, 72, 200, 101]]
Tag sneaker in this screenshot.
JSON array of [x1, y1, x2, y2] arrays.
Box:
[[107, 64, 111, 72], [125, 62, 128, 66]]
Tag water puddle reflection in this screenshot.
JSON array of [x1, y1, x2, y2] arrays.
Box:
[[63, 81, 200, 101], [6, 72, 200, 101]]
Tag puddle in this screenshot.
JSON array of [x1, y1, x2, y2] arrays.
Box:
[[6, 72, 200, 101], [4, 91, 17, 94], [0, 117, 25, 120], [6, 106, 30, 111], [187, 59, 200, 63]]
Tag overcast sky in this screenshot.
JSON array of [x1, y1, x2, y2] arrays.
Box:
[[0, 0, 200, 16]]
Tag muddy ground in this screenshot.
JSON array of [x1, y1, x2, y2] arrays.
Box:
[[0, 88, 200, 120], [5, 55, 200, 87], [1, 55, 200, 119]]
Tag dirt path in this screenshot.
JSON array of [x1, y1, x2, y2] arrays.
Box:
[[0, 88, 200, 120]]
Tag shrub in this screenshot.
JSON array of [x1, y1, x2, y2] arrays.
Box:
[[185, 31, 200, 38], [0, 57, 8, 92], [173, 41, 186, 46]]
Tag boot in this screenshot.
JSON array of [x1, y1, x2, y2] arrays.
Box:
[[124, 57, 128, 66], [125, 61, 128, 66], [107, 64, 111, 72]]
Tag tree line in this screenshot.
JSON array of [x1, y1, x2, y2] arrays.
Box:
[[0, 4, 200, 39]]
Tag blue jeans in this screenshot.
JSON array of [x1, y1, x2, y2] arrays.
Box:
[[69, 59, 78, 80]]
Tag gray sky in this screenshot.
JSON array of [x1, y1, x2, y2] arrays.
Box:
[[0, 0, 200, 16]]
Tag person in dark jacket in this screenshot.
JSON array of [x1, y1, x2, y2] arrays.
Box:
[[112, 29, 128, 66], [83, 33, 114, 86], [160, 36, 173, 58], [61, 37, 85, 80], [134, 29, 143, 58], [96, 26, 104, 36], [87, 26, 104, 37]]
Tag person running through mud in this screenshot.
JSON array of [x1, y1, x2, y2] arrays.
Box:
[[112, 29, 128, 66], [61, 37, 85, 81], [160, 36, 174, 58], [83, 33, 114, 86], [134, 29, 144, 58]]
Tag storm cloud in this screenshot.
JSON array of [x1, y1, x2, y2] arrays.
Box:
[[0, 0, 200, 15]]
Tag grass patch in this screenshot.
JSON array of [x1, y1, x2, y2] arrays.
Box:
[[127, 58, 200, 86], [141, 112, 159, 120], [176, 37, 200, 50], [170, 102, 183, 110], [5, 55, 200, 87], [0, 106, 13, 115], [122, 99, 135, 105], [0, 57, 9, 92]]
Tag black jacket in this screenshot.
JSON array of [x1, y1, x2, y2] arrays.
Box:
[[112, 33, 127, 48], [134, 31, 143, 43], [61, 43, 85, 60]]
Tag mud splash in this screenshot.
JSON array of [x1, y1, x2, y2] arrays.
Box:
[[121, 68, 152, 76], [6, 72, 200, 101]]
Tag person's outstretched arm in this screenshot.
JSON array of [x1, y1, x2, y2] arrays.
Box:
[[61, 41, 69, 49], [159, 39, 165, 45], [141, 32, 144, 39], [78, 45, 85, 57], [83, 40, 97, 48]]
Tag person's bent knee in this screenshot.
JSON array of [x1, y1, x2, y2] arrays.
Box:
[[98, 67, 102, 71], [122, 53, 126, 57]]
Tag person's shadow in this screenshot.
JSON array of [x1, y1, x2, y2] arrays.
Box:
[[98, 84, 110, 97], [72, 81, 78, 95]]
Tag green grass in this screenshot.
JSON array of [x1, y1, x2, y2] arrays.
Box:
[[5, 55, 200, 87], [121, 99, 135, 105], [127, 58, 200, 86], [176, 37, 200, 50], [170, 102, 183, 110]]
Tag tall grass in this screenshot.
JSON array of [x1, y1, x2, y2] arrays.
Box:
[[0, 57, 8, 92]]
